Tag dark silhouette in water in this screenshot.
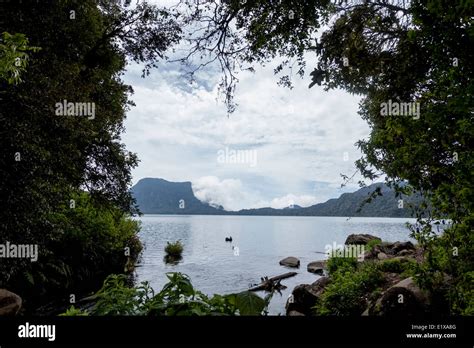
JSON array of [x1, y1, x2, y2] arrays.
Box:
[[225, 236, 233, 242]]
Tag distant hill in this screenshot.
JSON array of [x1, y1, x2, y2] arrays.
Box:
[[302, 183, 423, 217], [131, 178, 424, 217], [131, 178, 224, 214]]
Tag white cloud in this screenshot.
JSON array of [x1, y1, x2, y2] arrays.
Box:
[[191, 176, 320, 211], [122, 29, 371, 206], [192, 176, 256, 211], [267, 194, 318, 209]]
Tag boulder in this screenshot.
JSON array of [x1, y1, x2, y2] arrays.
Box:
[[391, 241, 415, 254], [0, 289, 22, 316], [360, 250, 376, 260], [345, 234, 381, 245], [307, 260, 326, 274], [370, 277, 430, 316], [377, 252, 389, 260], [397, 249, 414, 257], [287, 310, 305, 316], [279, 256, 300, 268], [286, 277, 330, 316]]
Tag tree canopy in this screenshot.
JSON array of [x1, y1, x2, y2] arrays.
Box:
[[0, 0, 179, 310], [172, 0, 473, 313]]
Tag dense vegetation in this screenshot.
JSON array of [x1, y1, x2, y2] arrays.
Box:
[[62, 272, 271, 316], [0, 0, 179, 312], [0, 0, 471, 316], [165, 241, 184, 258], [315, 253, 418, 316]]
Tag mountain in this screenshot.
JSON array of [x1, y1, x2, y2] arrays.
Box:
[[131, 178, 224, 214], [131, 178, 424, 217], [302, 183, 423, 217]]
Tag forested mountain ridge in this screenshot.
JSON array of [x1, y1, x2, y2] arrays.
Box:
[[131, 179, 423, 217]]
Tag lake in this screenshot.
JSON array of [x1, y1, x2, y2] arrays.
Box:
[[135, 215, 417, 315]]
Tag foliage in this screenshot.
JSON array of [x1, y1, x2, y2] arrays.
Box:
[[12, 192, 142, 309], [66, 273, 271, 316], [0, 32, 40, 84], [366, 238, 382, 252], [59, 306, 89, 316], [174, 0, 474, 314], [379, 258, 417, 277], [315, 260, 384, 316], [165, 240, 184, 257], [326, 254, 358, 274], [0, 0, 179, 311]]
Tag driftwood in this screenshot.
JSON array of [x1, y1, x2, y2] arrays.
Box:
[[249, 272, 297, 292]]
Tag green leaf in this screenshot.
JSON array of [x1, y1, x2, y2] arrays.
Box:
[[232, 291, 266, 316]]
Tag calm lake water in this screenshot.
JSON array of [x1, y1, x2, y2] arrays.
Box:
[[135, 215, 416, 315]]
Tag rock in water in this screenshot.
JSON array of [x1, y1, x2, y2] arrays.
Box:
[[345, 234, 381, 245], [286, 277, 330, 316], [307, 260, 326, 274], [279, 256, 300, 268], [0, 289, 22, 316]]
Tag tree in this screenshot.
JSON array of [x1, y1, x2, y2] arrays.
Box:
[[0, 32, 40, 85], [0, 0, 180, 310], [173, 0, 473, 313]]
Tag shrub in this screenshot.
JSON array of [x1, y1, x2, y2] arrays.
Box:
[[14, 192, 142, 311], [315, 261, 384, 315], [366, 238, 382, 252], [165, 241, 184, 257], [64, 273, 272, 316], [379, 258, 417, 276], [326, 255, 358, 274]]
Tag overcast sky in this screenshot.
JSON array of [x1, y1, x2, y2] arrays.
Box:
[[121, 2, 372, 211]]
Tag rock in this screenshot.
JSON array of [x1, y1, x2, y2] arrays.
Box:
[[287, 310, 305, 316], [279, 256, 300, 268], [372, 244, 386, 253], [0, 289, 22, 316], [360, 250, 376, 260], [312, 276, 331, 289], [377, 252, 389, 260], [308, 267, 324, 275], [307, 260, 326, 274], [345, 234, 381, 245], [286, 277, 330, 316], [390, 256, 413, 263], [391, 241, 415, 254], [397, 249, 413, 257], [370, 277, 430, 316]]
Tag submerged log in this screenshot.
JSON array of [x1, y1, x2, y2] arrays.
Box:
[[249, 272, 297, 291]]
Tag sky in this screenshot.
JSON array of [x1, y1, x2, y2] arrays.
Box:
[[120, 1, 372, 211]]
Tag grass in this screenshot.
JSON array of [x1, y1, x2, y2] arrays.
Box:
[[165, 240, 184, 258]]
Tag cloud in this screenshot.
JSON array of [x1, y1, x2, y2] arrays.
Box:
[[192, 176, 254, 211], [192, 176, 322, 211], [267, 194, 318, 209], [122, 27, 371, 205]]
